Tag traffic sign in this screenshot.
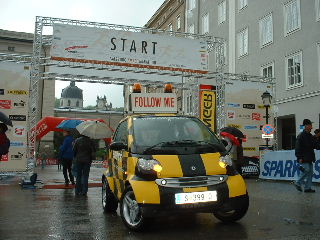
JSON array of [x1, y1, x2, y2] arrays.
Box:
[[262, 124, 274, 135]]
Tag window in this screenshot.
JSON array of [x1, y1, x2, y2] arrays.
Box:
[[76, 101, 79, 107], [316, 0, 320, 21], [238, 0, 247, 11], [218, 1, 226, 24], [237, 28, 248, 57], [259, 13, 273, 47], [188, 24, 195, 34], [60, 100, 63, 107], [216, 41, 227, 68], [67, 100, 71, 106], [8, 46, 15, 51], [168, 23, 173, 32], [186, 94, 193, 114], [114, 120, 128, 144], [286, 51, 303, 88], [261, 62, 274, 78], [202, 13, 209, 34], [284, 0, 301, 35], [176, 15, 181, 30], [188, 0, 196, 11]]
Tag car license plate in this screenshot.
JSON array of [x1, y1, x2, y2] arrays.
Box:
[[175, 191, 217, 204]]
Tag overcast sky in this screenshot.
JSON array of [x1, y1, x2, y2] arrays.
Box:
[[1, 0, 165, 107]]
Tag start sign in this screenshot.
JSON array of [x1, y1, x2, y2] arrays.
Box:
[[131, 93, 177, 113]]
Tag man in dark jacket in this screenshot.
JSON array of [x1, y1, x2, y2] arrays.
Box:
[[59, 130, 75, 186], [73, 135, 95, 196], [294, 119, 320, 193]]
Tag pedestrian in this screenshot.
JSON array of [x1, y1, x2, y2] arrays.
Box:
[[73, 134, 96, 196], [0, 123, 10, 160], [59, 130, 75, 186], [294, 119, 320, 193], [40, 145, 50, 169]]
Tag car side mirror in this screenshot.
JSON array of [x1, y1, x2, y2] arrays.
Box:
[[110, 141, 127, 151]]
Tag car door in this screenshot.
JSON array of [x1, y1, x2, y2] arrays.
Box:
[[110, 120, 128, 198]]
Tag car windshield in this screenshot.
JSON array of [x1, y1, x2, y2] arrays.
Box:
[[132, 116, 223, 154]]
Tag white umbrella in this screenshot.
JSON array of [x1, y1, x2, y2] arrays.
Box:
[[76, 120, 113, 139]]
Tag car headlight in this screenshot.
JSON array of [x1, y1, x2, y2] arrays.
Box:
[[219, 154, 232, 168], [137, 158, 162, 174]]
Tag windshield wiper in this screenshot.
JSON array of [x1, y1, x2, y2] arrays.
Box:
[[174, 140, 225, 151], [143, 141, 177, 154]]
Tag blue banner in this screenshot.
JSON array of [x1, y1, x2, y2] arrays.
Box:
[[259, 150, 320, 182]]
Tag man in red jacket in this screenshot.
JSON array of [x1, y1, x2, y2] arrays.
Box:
[[294, 119, 320, 193]]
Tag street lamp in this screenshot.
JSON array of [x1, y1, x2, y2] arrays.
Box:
[[261, 91, 272, 148]]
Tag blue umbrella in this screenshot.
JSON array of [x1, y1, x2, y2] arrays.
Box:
[[57, 119, 84, 129]]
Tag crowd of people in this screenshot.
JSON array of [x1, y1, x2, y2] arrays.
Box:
[[58, 130, 96, 196]]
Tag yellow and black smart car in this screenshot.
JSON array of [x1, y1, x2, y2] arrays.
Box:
[[102, 114, 249, 231]]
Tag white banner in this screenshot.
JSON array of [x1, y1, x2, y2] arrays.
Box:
[[259, 150, 320, 183], [51, 24, 208, 74], [131, 93, 177, 113], [0, 62, 30, 172]]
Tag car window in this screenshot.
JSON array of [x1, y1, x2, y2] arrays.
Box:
[[113, 120, 128, 144], [133, 116, 219, 147]]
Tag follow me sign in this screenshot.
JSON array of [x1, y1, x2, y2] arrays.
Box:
[[259, 150, 320, 182]]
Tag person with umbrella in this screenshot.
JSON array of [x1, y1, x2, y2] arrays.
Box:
[[72, 133, 95, 196], [0, 123, 10, 160], [73, 121, 110, 196], [59, 130, 75, 186]]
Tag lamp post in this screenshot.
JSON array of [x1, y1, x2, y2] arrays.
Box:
[[261, 91, 272, 148]]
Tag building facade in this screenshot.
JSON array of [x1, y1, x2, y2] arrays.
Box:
[[185, 0, 320, 150], [145, 0, 186, 32]]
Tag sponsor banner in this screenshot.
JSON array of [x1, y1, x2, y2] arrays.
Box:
[[252, 112, 261, 121], [10, 141, 24, 147], [227, 103, 240, 108], [227, 110, 235, 120], [0, 62, 29, 171], [7, 90, 28, 95], [243, 147, 256, 151], [243, 104, 255, 109], [51, 24, 208, 74], [244, 125, 258, 130], [13, 125, 26, 137], [131, 93, 177, 113], [260, 150, 320, 182], [10, 151, 25, 161], [9, 115, 26, 121], [13, 100, 26, 108], [227, 124, 241, 129], [200, 91, 216, 131], [238, 114, 251, 120], [0, 100, 11, 109]]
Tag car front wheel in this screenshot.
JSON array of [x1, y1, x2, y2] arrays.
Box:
[[213, 194, 249, 222], [120, 187, 146, 231]]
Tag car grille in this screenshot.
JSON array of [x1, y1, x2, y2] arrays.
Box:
[[155, 175, 228, 188]]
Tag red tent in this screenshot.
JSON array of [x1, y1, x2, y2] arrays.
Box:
[[35, 116, 114, 141]]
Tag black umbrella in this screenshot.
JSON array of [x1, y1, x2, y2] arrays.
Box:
[[220, 127, 245, 139], [0, 111, 13, 127]]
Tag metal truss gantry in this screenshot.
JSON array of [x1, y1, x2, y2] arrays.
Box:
[[0, 16, 275, 173]]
